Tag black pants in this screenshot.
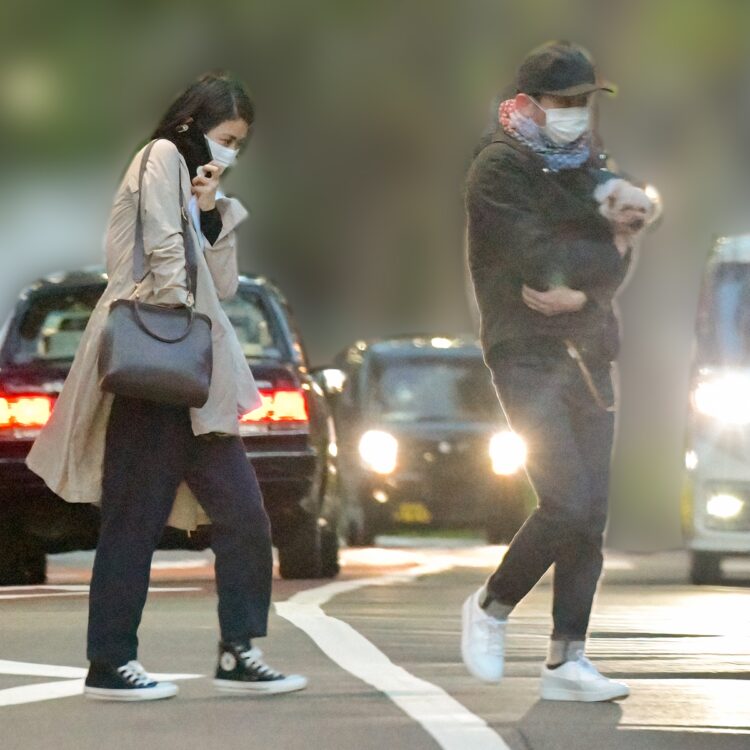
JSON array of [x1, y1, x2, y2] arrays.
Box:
[[485, 346, 615, 641], [87, 395, 272, 666]]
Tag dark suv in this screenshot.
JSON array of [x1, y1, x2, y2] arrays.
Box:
[[0, 268, 340, 584], [317, 336, 532, 544]]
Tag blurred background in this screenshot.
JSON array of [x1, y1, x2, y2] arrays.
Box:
[[2, 0, 750, 548]]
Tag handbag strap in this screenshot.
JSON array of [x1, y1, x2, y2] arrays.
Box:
[[132, 302, 196, 344], [132, 139, 199, 303]]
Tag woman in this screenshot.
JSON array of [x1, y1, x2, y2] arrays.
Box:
[[26, 72, 307, 701]]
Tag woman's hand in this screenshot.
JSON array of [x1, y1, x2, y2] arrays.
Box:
[[191, 163, 224, 211], [522, 284, 587, 316]]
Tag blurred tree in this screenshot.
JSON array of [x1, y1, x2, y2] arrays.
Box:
[[2, 0, 750, 546]]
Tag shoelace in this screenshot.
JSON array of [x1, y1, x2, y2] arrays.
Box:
[[117, 660, 154, 688], [238, 647, 282, 679], [482, 619, 505, 656]]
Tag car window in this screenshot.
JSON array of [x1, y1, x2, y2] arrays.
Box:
[[10, 287, 104, 364], [696, 262, 750, 365], [279, 301, 307, 366], [220, 290, 284, 360], [7, 285, 286, 365], [366, 357, 500, 423]]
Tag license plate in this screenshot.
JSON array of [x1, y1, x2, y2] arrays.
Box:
[[393, 502, 433, 525]]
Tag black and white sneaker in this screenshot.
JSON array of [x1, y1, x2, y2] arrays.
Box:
[[84, 660, 178, 701], [213, 642, 308, 695]]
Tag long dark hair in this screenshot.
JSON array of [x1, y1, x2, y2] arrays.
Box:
[[151, 71, 255, 177]]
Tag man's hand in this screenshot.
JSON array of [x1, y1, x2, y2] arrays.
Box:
[[191, 163, 224, 212], [522, 285, 587, 316], [613, 234, 632, 257]]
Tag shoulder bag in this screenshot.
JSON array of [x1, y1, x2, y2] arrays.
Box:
[[98, 140, 213, 408]]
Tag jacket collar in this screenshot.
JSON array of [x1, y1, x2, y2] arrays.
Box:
[[491, 127, 547, 168]]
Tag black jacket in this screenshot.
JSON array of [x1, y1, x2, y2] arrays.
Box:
[[466, 129, 631, 363]]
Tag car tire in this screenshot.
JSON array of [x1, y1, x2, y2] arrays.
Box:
[[277, 513, 322, 580], [318, 525, 340, 578], [689, 551, 723, 585], [0, 530, 47, 586], [346, 518, 376, 547], [485, 508, 526, 545]]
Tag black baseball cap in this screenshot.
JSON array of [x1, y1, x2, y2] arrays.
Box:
[[516, 41, 616, 97]]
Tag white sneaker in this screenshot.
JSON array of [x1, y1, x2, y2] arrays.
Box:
[[540, 652, 630, 702], [461, 588, 506, 683]]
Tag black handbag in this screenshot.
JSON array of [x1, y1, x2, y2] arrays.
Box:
[[98, 140, 213, 408]]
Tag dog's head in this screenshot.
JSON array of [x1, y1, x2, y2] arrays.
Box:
[[594, 178, 654, 232]]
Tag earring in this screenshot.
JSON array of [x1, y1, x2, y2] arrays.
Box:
[[176, 123, 189, 133]]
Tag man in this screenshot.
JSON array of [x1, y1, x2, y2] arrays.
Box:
[[462, 41, 647, 702]]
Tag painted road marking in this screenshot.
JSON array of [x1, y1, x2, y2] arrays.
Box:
[[276, 557, 511, 750], [0, 585, 201, 601], [0, 660, 87, 678], [0, 660, 201, 707], [338, 544, 634, 571], [0, 679, 86, 706], [150, 560, 210, 570]]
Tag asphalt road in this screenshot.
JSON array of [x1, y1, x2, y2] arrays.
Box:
[[2, 540, 749, 750]]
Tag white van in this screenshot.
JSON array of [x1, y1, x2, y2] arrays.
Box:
[[683, 233, 750, 583]]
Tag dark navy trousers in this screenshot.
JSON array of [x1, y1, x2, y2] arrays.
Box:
[[87, 395, 272, 666], [485, 346, 615, 641]]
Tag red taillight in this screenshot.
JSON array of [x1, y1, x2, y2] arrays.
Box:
[[0, 395, 54, 429], [240, 388, 309, 424]]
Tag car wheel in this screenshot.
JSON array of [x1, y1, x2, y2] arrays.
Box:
[[277, 513, 322, 580], [689, 551, 722, 585], [354, 511, 384, 546], [346, 518, 375, 547], [0, 530, 47, 586], [485, 507, 526, 545], [318, 524, 340, 578]]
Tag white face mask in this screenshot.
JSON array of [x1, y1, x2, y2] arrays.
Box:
[[531, 98, 591, 145], [205, 135, 239, 169]]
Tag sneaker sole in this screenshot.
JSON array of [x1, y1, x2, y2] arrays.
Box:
[[84, 685, 179, 702], [213, 676, 308, 695], [540, 684, 630, 703], [460, 593, 503, 684]]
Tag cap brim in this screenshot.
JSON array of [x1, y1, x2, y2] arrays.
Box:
[[541, 80, 617, 97]]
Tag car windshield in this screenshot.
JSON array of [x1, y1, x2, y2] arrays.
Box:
[[7, 285, 284, 365], [366, 357, 500, 423], [222, 290, 284, 360], [10, 286, 104, 365], [696, 261, 750, 366]]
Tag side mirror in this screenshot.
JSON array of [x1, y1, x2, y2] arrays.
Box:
[[311, 367, 347, 397]]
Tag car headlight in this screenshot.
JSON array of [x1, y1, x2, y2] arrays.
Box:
[[489, 431, 527, 476], [706, 493, 744, 520], [320, 368, 346, 394], [693, 373, 750, 425], [359, 430, 398, 475]]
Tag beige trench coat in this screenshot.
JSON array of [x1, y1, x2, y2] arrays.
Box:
[[26, 138, 262, 530]]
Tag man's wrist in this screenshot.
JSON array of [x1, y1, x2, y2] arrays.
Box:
[[613, 234, 631, 257]]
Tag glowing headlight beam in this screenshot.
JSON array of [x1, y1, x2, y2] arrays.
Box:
[[359, 430, 398, 475], [706, 493, 744, 520], [693, 374, 750, 425], [489, 431, 527, 476]]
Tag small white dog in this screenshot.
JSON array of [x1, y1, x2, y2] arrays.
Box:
[[594, 178, 654, 235]]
